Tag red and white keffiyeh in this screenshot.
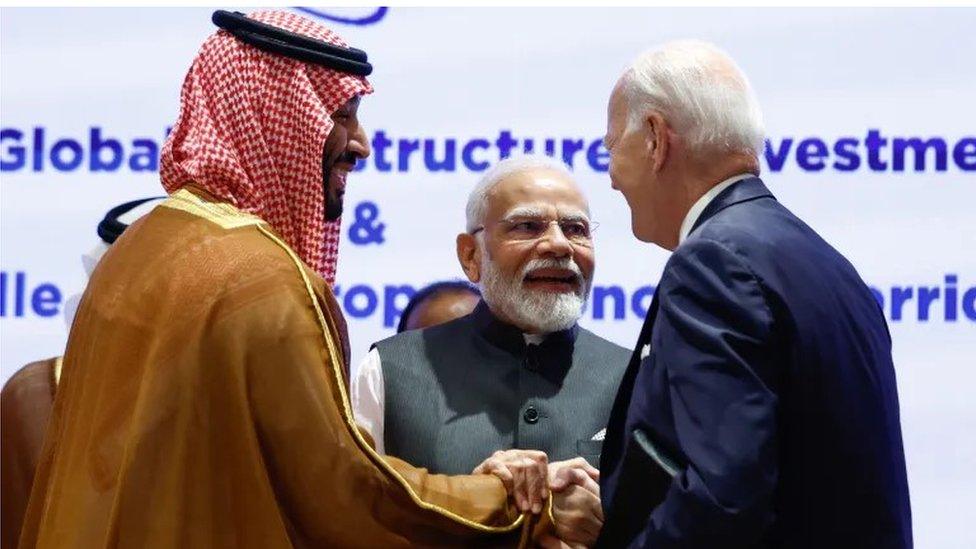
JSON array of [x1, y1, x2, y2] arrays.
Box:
[[160, 10, 372, 285]]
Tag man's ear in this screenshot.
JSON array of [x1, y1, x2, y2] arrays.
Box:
[[644, 111, 670, 173], [456, 233, 481, 283]]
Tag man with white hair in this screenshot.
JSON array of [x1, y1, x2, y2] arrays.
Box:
[[597, 41, 912, 548], [352, 155, 629, 545]]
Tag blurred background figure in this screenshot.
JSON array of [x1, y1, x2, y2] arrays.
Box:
[[396, 280, 480, 333], [1, 196, 164, 549]]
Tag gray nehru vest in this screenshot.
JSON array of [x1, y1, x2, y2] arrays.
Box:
[[373, 301, 629, 475]]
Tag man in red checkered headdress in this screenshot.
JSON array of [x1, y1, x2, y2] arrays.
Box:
[[17, 11, 564, 548]]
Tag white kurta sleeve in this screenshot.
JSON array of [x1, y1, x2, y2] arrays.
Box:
[[350, 347, 386, 454]]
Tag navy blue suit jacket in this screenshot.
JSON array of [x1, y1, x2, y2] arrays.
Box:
[[598, 178, 912, 548]]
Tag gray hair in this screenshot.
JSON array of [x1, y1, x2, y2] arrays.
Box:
[[464, 155, 576, 233], [621, 40, 765, 158]]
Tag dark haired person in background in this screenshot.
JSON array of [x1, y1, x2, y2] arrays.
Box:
[[396, 280, 481, 333]]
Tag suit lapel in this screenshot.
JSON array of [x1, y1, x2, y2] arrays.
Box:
[[600, 286, 660, 474], [603, 179, 773, 481]]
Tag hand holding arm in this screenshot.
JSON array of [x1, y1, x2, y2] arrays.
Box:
[[473, 449, 549, 514]]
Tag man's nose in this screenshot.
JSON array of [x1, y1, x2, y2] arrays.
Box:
[[349, 124, 370, 160], [536, 223, 574, 258]]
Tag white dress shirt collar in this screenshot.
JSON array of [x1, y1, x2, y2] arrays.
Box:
[[678, 173, 754, 245]]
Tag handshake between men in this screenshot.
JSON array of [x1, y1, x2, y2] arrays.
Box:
[[349, 154, 627, 544], [19, 10, 911, 549], [349, 155, 628, 545], [473, 451, 603, 548]]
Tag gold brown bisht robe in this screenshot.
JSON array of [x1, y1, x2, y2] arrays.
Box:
[[18, 188, 548, 548]]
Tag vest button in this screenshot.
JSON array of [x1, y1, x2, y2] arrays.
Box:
[[523, 405, 539, 424]]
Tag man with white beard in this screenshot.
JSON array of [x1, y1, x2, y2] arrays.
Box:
[[352, 156, 628, 543]]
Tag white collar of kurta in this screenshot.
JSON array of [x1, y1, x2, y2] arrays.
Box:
[[678, 173, 754, 245], [524, 333, 546, 345]]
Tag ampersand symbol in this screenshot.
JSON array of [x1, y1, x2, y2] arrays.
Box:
[[348, 201, 386, 245]]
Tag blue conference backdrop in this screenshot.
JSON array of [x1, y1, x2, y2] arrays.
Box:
[[1, 7, 973, 548]]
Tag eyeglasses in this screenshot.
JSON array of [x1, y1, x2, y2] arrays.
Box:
[[470, 217, 599, 247]]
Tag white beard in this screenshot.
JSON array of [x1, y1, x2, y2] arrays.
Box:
[[479, 252, 591, 334]]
